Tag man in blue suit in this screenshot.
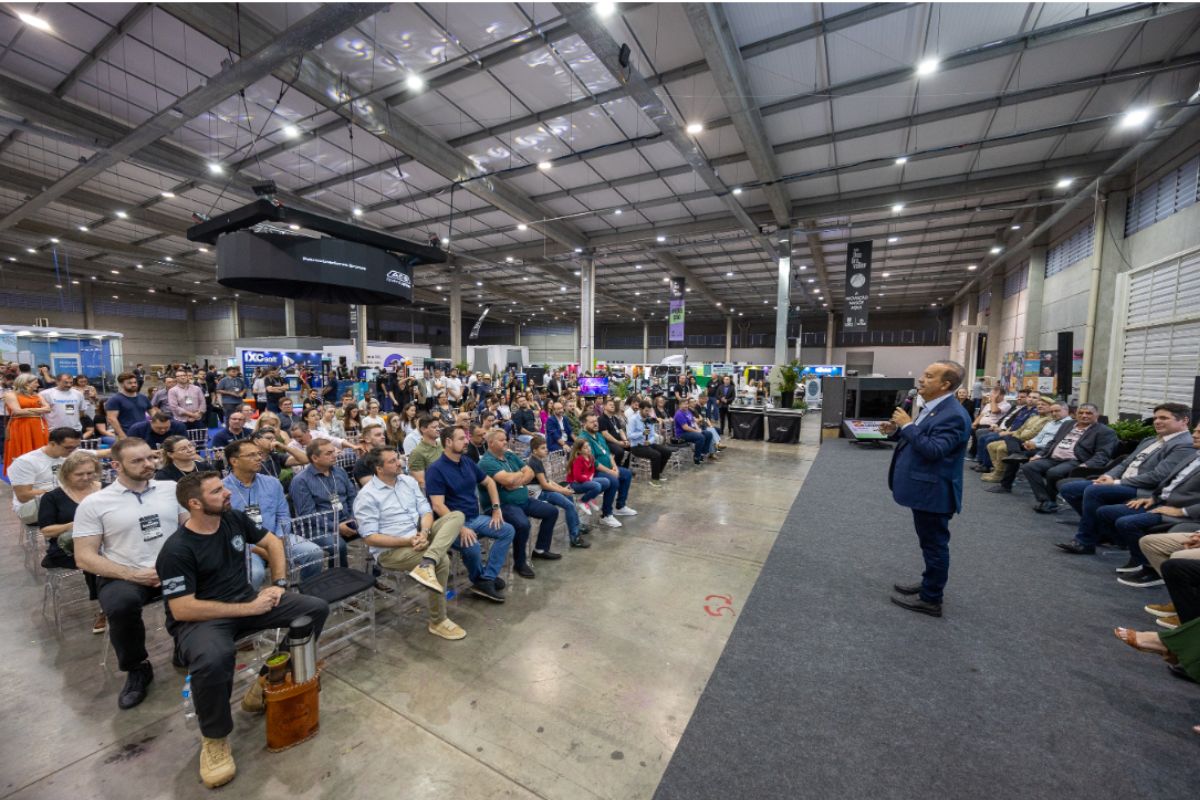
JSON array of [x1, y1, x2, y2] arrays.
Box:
[[880, 361, 973, 617]]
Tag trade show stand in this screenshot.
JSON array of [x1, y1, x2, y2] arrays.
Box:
[[728, 406, 804, 444]]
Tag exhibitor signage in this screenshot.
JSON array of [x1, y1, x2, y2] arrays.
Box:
[[669, 276, 686, 343], [843, 240, 872, 331]]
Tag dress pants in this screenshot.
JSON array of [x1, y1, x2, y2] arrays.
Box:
[[911, 509, 951, 604], [1093, 505, 1167, 566], [1059, 481, 1139, 547], [501, 497, 558, 565], [1019, 458, 1078, 503], [376, 512, 463, 622], [96, 578, 163, 672], [171, 593, 329, 739], [1138, 532, 1200, 573], [974, 431, 1003, 469], [1162, 558, 1200, 624], [630, 444, 671, 479]]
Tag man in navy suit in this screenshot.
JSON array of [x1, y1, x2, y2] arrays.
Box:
[[880, 361, 973, 617]]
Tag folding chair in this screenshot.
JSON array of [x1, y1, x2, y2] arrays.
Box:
[[629, 455, 654, 483], [186, 428, 209, 448], [288, 510, 377, 657]]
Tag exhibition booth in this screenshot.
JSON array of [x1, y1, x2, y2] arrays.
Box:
[[0, 325, 124, 382]]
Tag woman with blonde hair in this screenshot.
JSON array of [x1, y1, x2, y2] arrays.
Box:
[[4, 372, 51, 472], [37, 449, 105, 633]]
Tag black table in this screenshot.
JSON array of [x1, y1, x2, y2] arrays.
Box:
[[729, 408, 764, 440], [765, 410, 803, 443]]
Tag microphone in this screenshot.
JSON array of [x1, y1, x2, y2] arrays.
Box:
[[906, 388, 918, 399]]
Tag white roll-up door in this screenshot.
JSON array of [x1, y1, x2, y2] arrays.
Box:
[[1111, 247, 1200, 416]]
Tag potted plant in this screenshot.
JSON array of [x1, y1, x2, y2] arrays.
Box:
[[1108, 419, 1154, 457], [454, 360, 469, 374], [777, 362, 799, 409]]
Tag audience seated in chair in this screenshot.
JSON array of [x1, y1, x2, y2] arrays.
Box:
[[1018, 403, 1117, 513]]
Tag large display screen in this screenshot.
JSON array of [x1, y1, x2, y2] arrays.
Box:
[[578, 376, 609, 397]]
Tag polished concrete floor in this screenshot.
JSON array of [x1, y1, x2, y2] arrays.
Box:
[[0, 428, 817, 799]]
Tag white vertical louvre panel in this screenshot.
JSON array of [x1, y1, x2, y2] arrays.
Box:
[[1116, 247, 1200, 416], [1124, 156, 1200, 237], [1045, 222, 1094, 277]]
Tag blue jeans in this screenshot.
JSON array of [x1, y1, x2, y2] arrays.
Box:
[[452, 514, 515, 582], [1061, 481, 1139, 547], [568, 480, 604, 503], [250, 536, 323, 588], [678, 430, 710, 461], [1095, 505, 1167, 565], [541, 490, 582, 541], [705, 398, 719, 421], [974, 431, 1002, 469], [912, 509, 951, 604], [597, 467, 632, 516], [502, 497, 559, 565]]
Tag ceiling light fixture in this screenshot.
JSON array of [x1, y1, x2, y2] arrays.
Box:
[[506, 256, 514, 263], [635, 264, 642, 270], [1011, 224, 1021, 230], [1055, 178, 1074, 189], [1120, 107, 1151, 129], [916, 57, 939, 76], [441, 237, 449, 245], [595, 1, 617, 19], [135, 264, 143, 269], [892, 203, 904, 213], [17, 12, 52, 31], [967, 264, 978, 271], [164, 256, 173, 262], [161, 191, 175, 198], [537, 161, 552, 171], [888, 237, 899, 243], [208, 163, 224, 175], [25, 247, 36, 254], [198, 247, 208, 253], [574, 247, 583, 253], [686, 122, 703, 135], [517, 223, 528, 231], [282, 124, 300, 139], [656, 235, 666, 243], [78, 225, 88, 232], [895, 156, 908, 165], [881, 272, 890, 278], [49, 238, 59, 244], [732, 187, 743, 195], [115, 210, 128, 219], [406, 73, 425, 92], [288, 224, 300, 231], [613, 208, 622, 215], [990, 246, 1002, 255], [352, 207, 363, 217]]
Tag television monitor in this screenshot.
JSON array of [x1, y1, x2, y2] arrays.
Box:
[[578, 376, 609, 397], [855, 388, 908, 419], [843, 419, 889, 440]]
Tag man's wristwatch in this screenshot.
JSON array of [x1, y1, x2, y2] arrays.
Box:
[[491, 503, 501, 510], [273, 579, 288, 589]]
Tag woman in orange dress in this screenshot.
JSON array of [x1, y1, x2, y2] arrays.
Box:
[[4, 373, 51, 474]]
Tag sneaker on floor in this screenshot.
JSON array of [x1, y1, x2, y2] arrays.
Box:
[[241, 676, 265, 713], [1145, 602, 1176, 618], [118, 661, 154, 710], [1114, 558, 1142, 574], [200, 736, 237, 789], [589, 499, 602, 512], [600, 515, 622, 528], [614, 506, 637, 517], [1117, 567, 1165, 588], [428, 618, 467, 640], [469, 579, 505, 603], [408, 563, 445, 593], [92, 613, 107, 635], [575, 501, 592, 516], [1156, 614, 1180, 630], [649, 479, 664, 488]]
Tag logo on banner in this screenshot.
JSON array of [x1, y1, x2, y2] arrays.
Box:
[[385, 270, 412, 288], [669, 276, 686, 343], [843, 240, 873, 331]]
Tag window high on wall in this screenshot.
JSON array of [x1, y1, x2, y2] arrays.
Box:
[[1046, 222, 1095, 277], [1125, 155, 1200, 237]]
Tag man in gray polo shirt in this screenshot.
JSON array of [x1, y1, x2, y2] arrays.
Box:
[[74, 437, 189, 710]]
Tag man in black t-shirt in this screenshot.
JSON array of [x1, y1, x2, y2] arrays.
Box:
[[263, 368, 286, 412], [157, 471, 328, 790]]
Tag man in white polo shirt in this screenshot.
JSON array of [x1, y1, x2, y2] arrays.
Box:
[[40, 372, 84, 433], [9, 427, 81, 523], [73, 437, 189, 710]]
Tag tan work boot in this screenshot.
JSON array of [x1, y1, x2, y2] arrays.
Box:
[[427, 618, 466, 640], [240, 675, 265, 713], [200, 736, 237, 789], [409, 562, 445, 593]]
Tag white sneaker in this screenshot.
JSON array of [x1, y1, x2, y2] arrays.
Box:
[[600, 515, 622, 528], [589, 499, 602, 512], [613, 506, 637, 517], [575, 501, 592, 516]]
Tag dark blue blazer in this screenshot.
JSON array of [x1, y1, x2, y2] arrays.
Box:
[[545, 415, 573, 452], [887, 397, 973, 515]]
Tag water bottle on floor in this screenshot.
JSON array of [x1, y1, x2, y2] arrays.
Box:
[[182, 675, 197, 729]]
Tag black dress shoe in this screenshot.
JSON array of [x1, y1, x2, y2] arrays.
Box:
[[1054, 541, 1095, 555], [118, 661, 154, 710], [531, 550, 563, 560], [890, 594, 942, 617], [985, 485, 1011, 493], [892, 582, 922, 595], [1033, 501, 1059, 514], [569, 538, 591, 548], [515, 563, 536, 579], [493, 577, 506, 591]]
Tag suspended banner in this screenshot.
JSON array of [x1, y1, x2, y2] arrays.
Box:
[[843, 240, 873, 331], [669, 276, 686, 343], [469, 305, 492, 340]]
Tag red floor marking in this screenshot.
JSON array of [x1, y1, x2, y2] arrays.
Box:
[[704, 594, 736, 617]]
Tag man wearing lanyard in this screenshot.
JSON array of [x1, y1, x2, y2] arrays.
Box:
[[577, 411, 637, 528], [168, 369, 206, 434], [288, 439, 358, 567], [221, 440, 322, 586], [72, 438, 190, 709]]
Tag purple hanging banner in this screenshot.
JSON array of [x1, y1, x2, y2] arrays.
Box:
[[669, 276, 686, 343]]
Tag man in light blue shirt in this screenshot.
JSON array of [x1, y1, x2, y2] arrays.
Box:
[[221, 440, 321, 586], [289, 438, 358, 567], [353, 448, 467, 640], [628, 404, 674, 486], [987, 401, 1072, 494]]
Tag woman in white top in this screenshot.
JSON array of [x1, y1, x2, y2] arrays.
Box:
[[397, 402, 419, 436], [361, 399, 386, 430], [318, 405, 345, 438], [251, 371, 266, 407]]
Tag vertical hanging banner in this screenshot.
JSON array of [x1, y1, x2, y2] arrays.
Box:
[[843, 240, 872, 330], [669, 276, 686, 343], [469, 304, 492, 340]]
